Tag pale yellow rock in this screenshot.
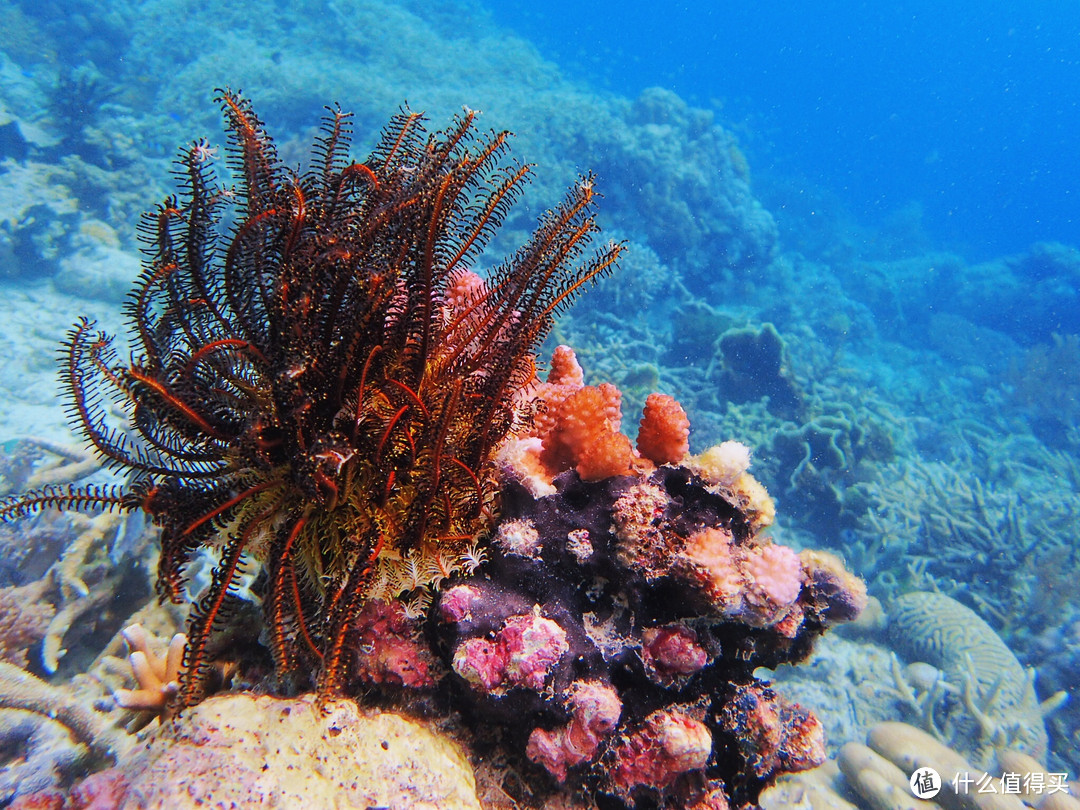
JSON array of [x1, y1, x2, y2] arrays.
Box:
[[847, 767, 936, 810], [996, 750, 1080, 810], [118, 692, 480, 809], [867, 723, 1025, 810], [760, 759, 862, 810], [837, 742, 928, 799], [1042, 794, 1080, 810]]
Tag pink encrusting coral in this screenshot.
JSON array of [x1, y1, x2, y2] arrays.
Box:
[[350, 601, 434, 689], [610, 709, 713, 794], [720, 683, 826, 778], [641, 624, 710, 685], [680, 526, 805, 626], [452, 610, 569, 693], [526, 680, 623, 781], [439, 584, 482, 624], [743, 543, 804, 623]]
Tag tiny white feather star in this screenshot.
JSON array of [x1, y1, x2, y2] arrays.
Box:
[[191, 140, 218, 164]]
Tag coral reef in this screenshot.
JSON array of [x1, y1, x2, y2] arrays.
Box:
[[436, 382, 866, 806], [0, 2, 1076, 806], [1007, 333, 1080, 448], [1, 92, 620, 705]]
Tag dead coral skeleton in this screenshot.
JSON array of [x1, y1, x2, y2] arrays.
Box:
[[0, 706, 87, 804], [0, 661, 130, 763]]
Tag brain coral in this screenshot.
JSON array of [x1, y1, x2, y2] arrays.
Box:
[[887, 591, 1049, 765]]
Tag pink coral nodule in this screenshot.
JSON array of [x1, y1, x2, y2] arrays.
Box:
[[452, 609, 569, 694], [612, 709, 713, 793], [744, 544, 803, 612], [502, 612, 570, 690], [526, 680, 622, 781]]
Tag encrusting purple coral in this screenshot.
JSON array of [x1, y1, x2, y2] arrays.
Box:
[[432, 443, 866, 807]]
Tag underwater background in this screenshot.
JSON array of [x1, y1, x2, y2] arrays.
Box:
[[0, 0, 1077, 805]]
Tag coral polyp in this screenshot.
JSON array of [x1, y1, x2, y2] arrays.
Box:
[[0, 90, 620, 704]]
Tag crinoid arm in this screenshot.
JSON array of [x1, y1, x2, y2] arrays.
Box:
[[5, 89, 622, 707], [0, 482, 134, 522]]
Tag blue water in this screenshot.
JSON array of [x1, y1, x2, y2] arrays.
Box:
[[492, 1, 1080, 259]]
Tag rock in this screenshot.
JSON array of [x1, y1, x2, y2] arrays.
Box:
[[113, 693, 479, 809]]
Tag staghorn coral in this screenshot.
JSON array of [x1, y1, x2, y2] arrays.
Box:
[[0, 91, 620, 704]]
